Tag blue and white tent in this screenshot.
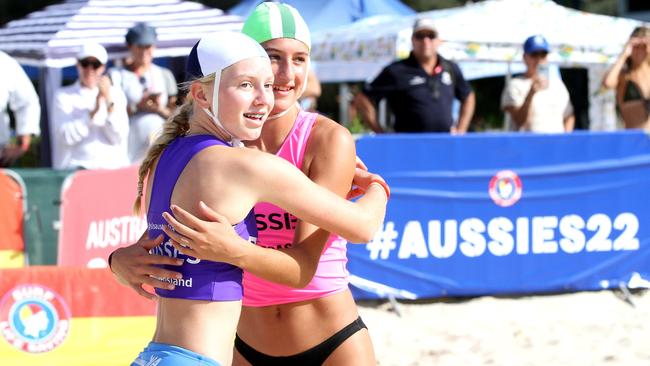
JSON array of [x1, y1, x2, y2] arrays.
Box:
[[312, 0, 648, 82], [228, 0, 415, 33], [0, 0, 244, 167], [0, 0, 243, 68]]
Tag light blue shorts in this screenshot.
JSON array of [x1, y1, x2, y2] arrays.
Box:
[[131, 342, 221, 366]]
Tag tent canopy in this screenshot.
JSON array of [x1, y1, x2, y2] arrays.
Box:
[[0, 0, 243, 68], [228, 0, 415, 32], [311, 0, 648, 82]]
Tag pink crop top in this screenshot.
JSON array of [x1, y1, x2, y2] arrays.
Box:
[[242, 110, 349, 307]]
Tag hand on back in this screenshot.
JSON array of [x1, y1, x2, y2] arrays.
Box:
[[110, 231, 183, 300]]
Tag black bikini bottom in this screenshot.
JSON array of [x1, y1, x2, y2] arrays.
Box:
[[234, 316, 367, 366]]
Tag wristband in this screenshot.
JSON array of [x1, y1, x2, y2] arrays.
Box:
[[369, 180, 390, 200]]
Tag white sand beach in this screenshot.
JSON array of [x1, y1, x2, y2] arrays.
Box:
[[357, 290, 650, 366]]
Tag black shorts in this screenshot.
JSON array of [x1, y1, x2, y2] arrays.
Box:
[[234, 316, 367, 366]]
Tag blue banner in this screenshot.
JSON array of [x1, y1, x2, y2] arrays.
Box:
[[349, 131, 650, 299]]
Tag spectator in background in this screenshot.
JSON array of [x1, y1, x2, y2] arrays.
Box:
[[353, 18, 475, 134], [298, 67, 321, 111], [0, 51, 40, 167], [109, 22, 178, 163], [51, 43, 129, 170], [501, 35, 574, 133], [601, 26, 650, 131]]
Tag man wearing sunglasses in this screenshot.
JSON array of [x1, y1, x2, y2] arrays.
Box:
[[354, 18, 475, 134], [51, 43, 129, 170], [501, 35, 574, 133]]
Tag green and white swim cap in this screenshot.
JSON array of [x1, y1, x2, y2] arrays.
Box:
[[242, 2, 311, 51]]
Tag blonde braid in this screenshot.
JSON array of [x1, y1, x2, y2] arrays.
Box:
[[133, 100, 194, 215], [132, 74, 216, 215]]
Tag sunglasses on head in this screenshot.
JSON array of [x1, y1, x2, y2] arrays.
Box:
[[414, 32, 437, 40], [79, 59, 102, 69]]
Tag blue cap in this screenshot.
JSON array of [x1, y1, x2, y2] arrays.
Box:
[[523, 35, 549, 54], [126, 23, 157, 46]]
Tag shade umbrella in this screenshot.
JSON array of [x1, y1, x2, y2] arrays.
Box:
[[0, 0, 243, 67], [0, 0, 244, 166]]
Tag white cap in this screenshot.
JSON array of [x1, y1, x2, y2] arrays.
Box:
[[77, 43, 108, 65], [413, 18, 437, 35], [186, 31, 269, 146]]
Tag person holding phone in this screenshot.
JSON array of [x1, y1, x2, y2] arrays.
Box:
[[108, 22, 178, 163], [51, 43, 130, 169], [501, 35, 575, 133]]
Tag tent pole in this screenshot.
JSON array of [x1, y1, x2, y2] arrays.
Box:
[[38, 67, 62, 168], [339, 83, 350, 126], [503, 60, 513, 131]]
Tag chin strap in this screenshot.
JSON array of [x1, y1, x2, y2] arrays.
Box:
[[202, 107, 242, 147]]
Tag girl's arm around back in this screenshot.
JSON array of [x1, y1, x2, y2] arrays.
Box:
[[234, 146, 388, 244]]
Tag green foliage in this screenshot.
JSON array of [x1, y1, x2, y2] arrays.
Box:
[[347, 115, 371, 134]]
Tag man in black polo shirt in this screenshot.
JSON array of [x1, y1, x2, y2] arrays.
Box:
[[355, 18, 475, 133]]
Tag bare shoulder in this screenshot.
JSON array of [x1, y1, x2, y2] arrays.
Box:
[[191, 144, 268, 174], [309, 114, 354, 151], [303, 114, 356, 178]]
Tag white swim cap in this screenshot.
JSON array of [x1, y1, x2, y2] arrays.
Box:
[[186, 31, 269, 146]]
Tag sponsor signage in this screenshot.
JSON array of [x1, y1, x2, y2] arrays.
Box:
[[58, 166, 146, 268], [348, 132, 650, 299]]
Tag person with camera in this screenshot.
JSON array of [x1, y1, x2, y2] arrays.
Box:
[[501, 35, 574, 133], [108, 22, 178, 163]]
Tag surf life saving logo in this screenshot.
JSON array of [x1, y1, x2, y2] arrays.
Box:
[[488, 170, 523, 207], [0, 284, 71, 353]]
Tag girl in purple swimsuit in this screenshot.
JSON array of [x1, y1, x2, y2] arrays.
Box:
[[126, 31, 388, 366]]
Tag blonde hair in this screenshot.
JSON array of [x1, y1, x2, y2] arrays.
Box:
[[133, 74, 216, 215]]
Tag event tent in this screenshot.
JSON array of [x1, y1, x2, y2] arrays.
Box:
[[311, 0, 648, 130], [0, 0, 243, 68], [227, 0, 415, 32], [0, 0, 243, 166], [311, 0, 646, 82]]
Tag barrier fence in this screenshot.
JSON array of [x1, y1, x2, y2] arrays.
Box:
[[0, 267, 155, 365], [0, 170, 26, 268], [348, 130, 650, 299], [1, 131, 650, 361]]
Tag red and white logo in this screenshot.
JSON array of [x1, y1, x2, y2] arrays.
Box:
[[488, 170, 523, 207], [0, 284, 71, 353]]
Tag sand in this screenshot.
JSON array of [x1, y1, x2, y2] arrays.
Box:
[[357, 290, 650, 366]]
